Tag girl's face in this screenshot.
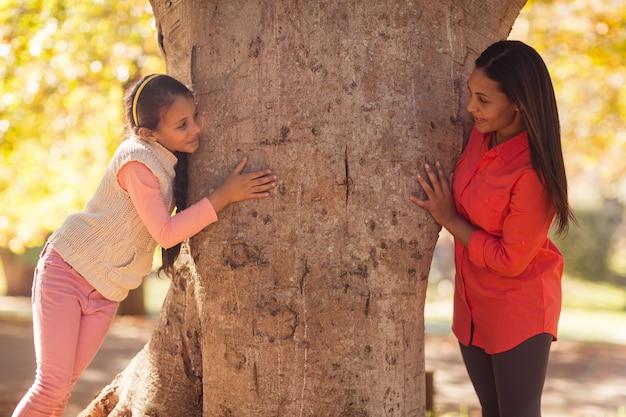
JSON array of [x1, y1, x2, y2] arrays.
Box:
[[466, 67, 522, 140], [148, 95, 202, 153]]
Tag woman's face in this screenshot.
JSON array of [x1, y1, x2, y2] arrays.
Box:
[[466, 67, 521, 139], [152, 96, 202, 153]]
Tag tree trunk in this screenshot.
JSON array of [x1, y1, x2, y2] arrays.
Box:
[[80, 1, 524, 416], [117, 283, 146, 316], [1, 248, 36, 297]]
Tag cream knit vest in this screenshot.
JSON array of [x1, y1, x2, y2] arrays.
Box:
[[48, 137, 178, 301]]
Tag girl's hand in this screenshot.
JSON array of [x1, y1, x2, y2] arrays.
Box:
[[209, 157, 276, 212], [409, 161, 458, 228]]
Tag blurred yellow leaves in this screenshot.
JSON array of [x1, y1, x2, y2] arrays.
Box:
[[0, 0, 164, 252], [511, 0, 626, 204], [1, 0, 624, 254]]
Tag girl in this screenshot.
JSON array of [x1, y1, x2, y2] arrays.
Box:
[[410, 40, 573, 417], [13, 74, 277, 417]]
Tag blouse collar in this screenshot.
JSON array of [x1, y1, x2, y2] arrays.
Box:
[[483, 130, 529, 163]]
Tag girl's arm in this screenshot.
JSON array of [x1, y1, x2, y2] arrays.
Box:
[[118, 161, 217, 249], [205, 157, 276, 213]]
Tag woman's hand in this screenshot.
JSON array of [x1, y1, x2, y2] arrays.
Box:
[[209, 157, 276, 213], [409, 161, 458, 228]]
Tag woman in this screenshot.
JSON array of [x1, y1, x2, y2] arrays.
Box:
[[410, 40, 574, 417]]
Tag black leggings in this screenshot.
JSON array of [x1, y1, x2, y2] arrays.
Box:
[[459, 333, 552, 417]]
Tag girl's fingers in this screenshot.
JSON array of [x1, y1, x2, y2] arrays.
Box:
[[233, 157, 248, 175], [252, 175, 276, 186], [253, 182, 276, 192], [250, 192, 272, 199], [247, 169, 274, 180]]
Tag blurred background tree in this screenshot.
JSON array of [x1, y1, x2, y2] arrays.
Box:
[[0, 0, 163, 252], [510, 0, 626, 282], [0, 0, 163, 301]]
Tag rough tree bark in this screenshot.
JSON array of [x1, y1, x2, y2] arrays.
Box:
[[80, 1, 524, 416]]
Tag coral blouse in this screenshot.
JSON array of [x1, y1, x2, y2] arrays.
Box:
[[451, 127, 563, 354]]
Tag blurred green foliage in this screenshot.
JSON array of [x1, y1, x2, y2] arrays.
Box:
[[0, 0, 163, 253], [552, 200, 623, 281]]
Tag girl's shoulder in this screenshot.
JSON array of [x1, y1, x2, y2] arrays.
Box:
[[113, 137, 168, 165], [110, 138, 159, 172], [110, 137, 177, 179], [115, 136, 152, 154]]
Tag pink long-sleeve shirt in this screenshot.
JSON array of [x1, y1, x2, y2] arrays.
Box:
[[117, 161, 218, 249]]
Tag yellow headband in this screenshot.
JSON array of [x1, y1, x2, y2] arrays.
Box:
[[132, 74, 160, 127]]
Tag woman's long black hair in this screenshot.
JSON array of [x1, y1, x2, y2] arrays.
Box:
[[124, 74, 192, 274], [475, 40, 575, 234]]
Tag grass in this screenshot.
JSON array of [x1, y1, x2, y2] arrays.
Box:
[[427, 405, 470, 417], [425, 273, 626, 345], [429, 406, 626, 417], [559, 274, 626, 343], [562, 275, 626, 311]]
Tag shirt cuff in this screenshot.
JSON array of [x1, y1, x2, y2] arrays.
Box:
[[468, 230, 489, 269], [199, 197, 218, 224]]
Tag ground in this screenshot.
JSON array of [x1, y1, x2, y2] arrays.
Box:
[[1, 295, 625, 417]]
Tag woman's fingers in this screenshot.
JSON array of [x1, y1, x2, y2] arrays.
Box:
[[436, 161, 450, 193], [416, 173, 434, 199], [424, 163, 441, 195], [409, 195, 427, 208]]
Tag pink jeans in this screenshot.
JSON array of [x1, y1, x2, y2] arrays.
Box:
[[12, 243, 119, 417]]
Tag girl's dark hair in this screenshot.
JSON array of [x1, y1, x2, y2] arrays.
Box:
[[475, 40, 575, 235], [124, 74, 194, 274]]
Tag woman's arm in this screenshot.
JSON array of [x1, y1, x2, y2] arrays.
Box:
[[465, 171, 554, 276], [409, 161, 476, 245], [410, 163, 554, 276]]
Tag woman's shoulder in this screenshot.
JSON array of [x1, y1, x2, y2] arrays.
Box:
[[469, 125, 488, 144], [459, 125, 486, 157]]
